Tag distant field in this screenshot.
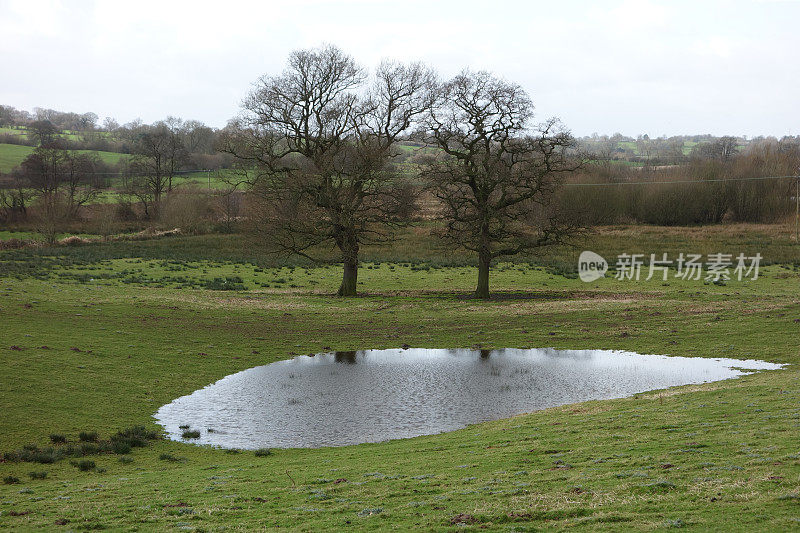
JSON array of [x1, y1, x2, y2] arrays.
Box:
[[0, 143, 34, 172], [0, 126, 114, 142], [616, 140, 699, 157], [0, 143, 128, 173]]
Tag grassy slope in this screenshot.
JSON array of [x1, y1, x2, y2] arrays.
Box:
[[0, 143, 128, 173], [0, 231, 799, 531], [0, 144, 34, 173]]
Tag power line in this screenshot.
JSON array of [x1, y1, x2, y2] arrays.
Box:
[[562, 175, 799, 187]]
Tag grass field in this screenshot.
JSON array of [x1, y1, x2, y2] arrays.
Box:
[[0, 143, 129, 173], [0, 144, 35, 173], [0, 227, 799, 530]]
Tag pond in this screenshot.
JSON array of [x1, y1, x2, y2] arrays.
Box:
[[154, 348, 782, 449]]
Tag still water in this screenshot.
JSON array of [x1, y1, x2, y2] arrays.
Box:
[[155, 348, 782, 449]]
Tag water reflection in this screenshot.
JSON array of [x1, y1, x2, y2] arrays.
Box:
[[155, 348, 782, 449]]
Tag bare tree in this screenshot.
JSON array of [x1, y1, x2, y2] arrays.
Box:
[[0, 171, 31, 223], [221, 45, 433, 296], [19, 145, 102, 242], [128, 121, 187, 218], [424, 70, 582, 298], [28, 120, 59, 146]]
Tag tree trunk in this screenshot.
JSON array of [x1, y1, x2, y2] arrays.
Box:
[[475, 251, 491, 299], [336, 233, 359, 297], [338, 258, 358, 296]]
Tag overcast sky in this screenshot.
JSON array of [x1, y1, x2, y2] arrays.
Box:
[[1, 0, 798, 137]]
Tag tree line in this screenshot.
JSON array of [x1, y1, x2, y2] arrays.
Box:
[[2, 47, 797, 299]]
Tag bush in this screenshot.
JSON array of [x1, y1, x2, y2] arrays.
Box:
[[254, 448, 272, 457], [28, 471, 48, 480], [111, 425, 160, 448], [49, 434, 67, 444], [111, 441, 132, 455], [161, 192, 214, 234], [114, 201, 138, 222], [70, 459, 96, 471], [181, 430, 201, 439], [3, 475, 20, 484], [78, 442, 100, 455], [79, 431, 99, 442]]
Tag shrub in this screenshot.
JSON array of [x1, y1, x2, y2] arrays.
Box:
[[181, 430, 201, 439], [79, 443, 100, 455], [254, 448, 272, 457], [114, 201, 138, 222], [70, 459, 96, 471], [79, 431, 99, 442], [159, 453, 182, 462], [28, 471, 48, 480], [49, 434, 67, 444], [111, 441, 132, 455], [3, 475, 20, 484], [111, 425, 160, 448], [161, 192, 214, 235]]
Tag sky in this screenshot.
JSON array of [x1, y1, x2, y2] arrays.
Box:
[[1, 0, 799, 137]]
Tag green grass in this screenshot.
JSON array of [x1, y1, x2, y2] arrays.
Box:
[[0, 230, 799, 530], [0, 143, 34, 173], [0, 143, 128, 173]]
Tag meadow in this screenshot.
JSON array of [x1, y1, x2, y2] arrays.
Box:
[[0, 225, 799, 530], [0, 143, 128, 173]]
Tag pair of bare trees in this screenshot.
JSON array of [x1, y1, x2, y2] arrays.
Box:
[[224, 46, 580, 298]]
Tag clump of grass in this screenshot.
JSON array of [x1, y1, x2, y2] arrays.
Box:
[[79, 431, 99, 442], [118, 456, 133, 464], [28, 471, 48, 480], [79, 442, 100, 455], [254, 448, 272, 457], [181, 430, 201, 439], [49, 434, 67, 444], [3, 475, 20, 484], [2, 425, 160, 466], [3, 445, 61, 464], [70, 459, 96, 471], [178, 424, 190, 430], [111, 425, 160, 448], [111, 441, 132, 455], [159, 453, 183, 462]]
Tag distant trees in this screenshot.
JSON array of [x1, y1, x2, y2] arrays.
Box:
[[0, 105, 15, 126], [424, 71, 581, 298], [18, 144, 103, 242], [126, 120, 188, 219], [28, 120, 60, 146], [0, 173, 30, 223], [222, 45, 433, 296]]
